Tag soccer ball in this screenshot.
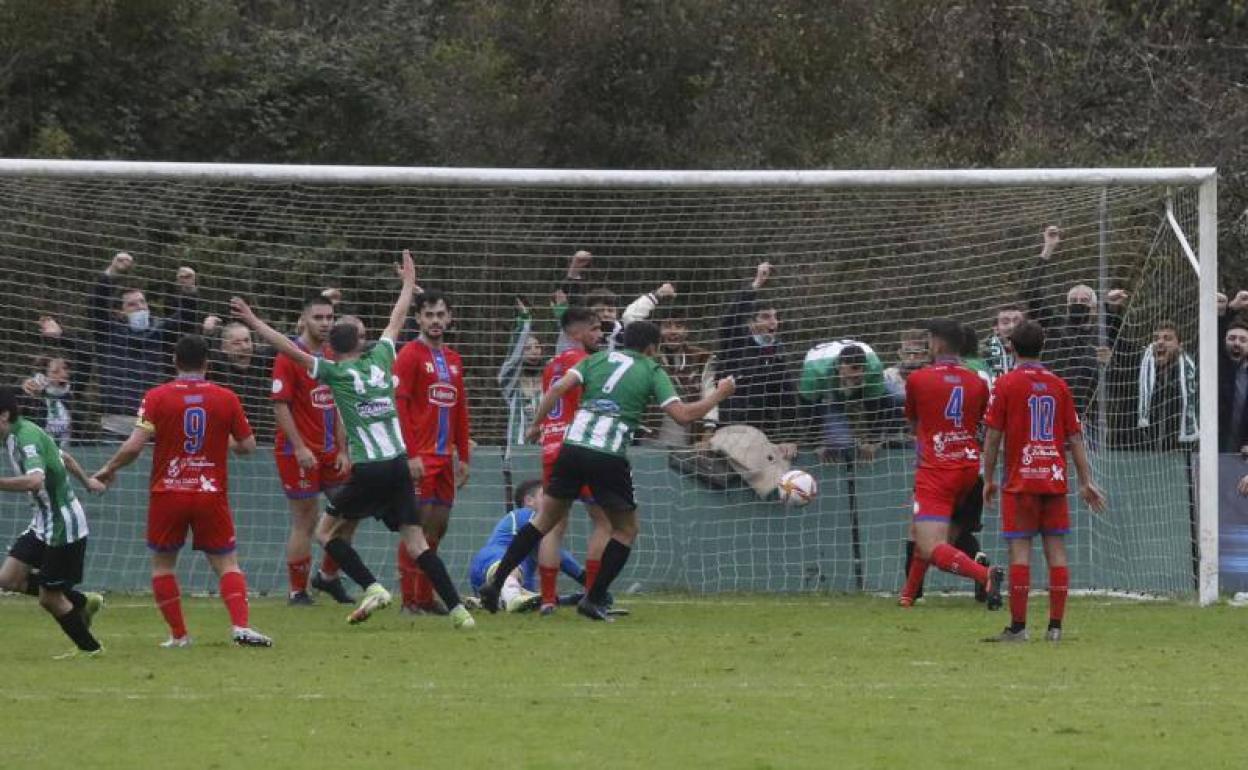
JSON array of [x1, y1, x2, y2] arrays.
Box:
[[777, 469, 817, 507]]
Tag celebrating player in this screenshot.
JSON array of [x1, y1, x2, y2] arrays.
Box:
[[272, 293, 355, 605], [480, 320, 735, 620], [899, 319, 1003, 609], [981, 320, 1107, 642], [468, 479, 586, 613], [0, 388, 105, 657], [393, 288, 471, 615], [533, 306, 613, 614], [232, 251, 474, 629], [94, 335, 272, 647]]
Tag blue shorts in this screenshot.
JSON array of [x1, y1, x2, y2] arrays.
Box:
[[469, 546, 505, 593]]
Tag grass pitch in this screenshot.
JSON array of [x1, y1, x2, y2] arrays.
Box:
[[2, 592, 1245, 769]]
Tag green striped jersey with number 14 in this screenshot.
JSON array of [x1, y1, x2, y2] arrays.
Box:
[[4, 417, 87, 546], [564, 349, 679, 457], [312, 337, 406, 464]]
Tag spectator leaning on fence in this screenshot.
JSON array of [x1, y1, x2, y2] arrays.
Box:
[[798, 338, 902, 462], [498, 297, 546, 447], [89, 252, 200, 437], [1136, 320, 1198, 451], [883, 327, 929, 397], [654, 311, 717, 447], [717, 262, 798, 442], [20, 315, 89, 447], [1219, 290, 1248, 455]]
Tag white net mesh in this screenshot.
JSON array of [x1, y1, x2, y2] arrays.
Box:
[[0, 170, 1207, 596]]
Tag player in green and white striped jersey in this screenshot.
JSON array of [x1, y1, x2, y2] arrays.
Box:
[[481, 321, 735, 620], [0, 388, 106, 656], [232, 250, 474, 630]]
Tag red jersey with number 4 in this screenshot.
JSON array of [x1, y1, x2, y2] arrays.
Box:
[[539, 348, 589, 453], [136, 376, 253, 495], [984, 362, 1081, 495], [395, 340, 471, 462], [271, 339, 338, 455], [904, 359, 990, 471]]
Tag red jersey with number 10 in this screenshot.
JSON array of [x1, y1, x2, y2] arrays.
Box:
[[904, 359, 990, 471], [136, 376, 253, 495], [395, 340, 471, 462], [983, 362, 1081, 495], [539, 348, 589, 454], [271, 338, 338, 455]]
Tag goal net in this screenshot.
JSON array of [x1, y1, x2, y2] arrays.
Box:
[[0, 163, 1218, 601]]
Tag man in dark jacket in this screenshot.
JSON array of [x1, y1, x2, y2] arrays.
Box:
[[1218, 290, 1248, 455]]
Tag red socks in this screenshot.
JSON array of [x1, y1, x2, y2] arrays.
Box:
[[1010, 565, 1030, 626], [397, 541, 418, 605], [320, 552, 340, 579], [540, 566, 559, 606], [287, 556, 311, 594], [220, 571, 250, 628], [1049, 566, 1069, 624], [584, 559, 601, 591], [930, 543, 989, 585], [152, 573, 187, 639], [902, 557, 929, 602]]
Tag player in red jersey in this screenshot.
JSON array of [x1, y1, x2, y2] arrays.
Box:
[[394, 288, 472, 614], [982, 320, 1106, 642], [93, 335, 272, 647], [900, 319, 1003, 609], [272, 294, 354, 606], [533, 306, 612, 614]]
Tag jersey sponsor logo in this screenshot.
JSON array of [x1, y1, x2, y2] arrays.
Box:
[[272, 378, 284, 394], [428, 383, 458, 407], [183, 394, 204, 404], [22, 445, 37, 458], [166, 458, 184, 477], [1020, 444, 1060, 467], [310, 385, 335, 409], [588, 399, 621, 415], [357, 397, 396, 419]]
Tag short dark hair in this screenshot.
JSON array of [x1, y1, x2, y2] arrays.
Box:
[[304, 294, 334, 311], [1010, 320, 1046, 358], [415, 289, 450, 313], [514, 479, 542, 510], [838, 344, 866, 368], [959, 324, 980, 358], [925, 319, 964, 352], [329, 321, 361, 354], [0, 387, 20, 422], [754, 299, 777, 318], [1155, 320, 1181, 341], [996, 303, 1024, 317], [622, 320, 660, 352], [561, 305, 597, 330], [1229, 316, 1248, 335], [174, 334, 209, 371], [585, 288, 617, 309]]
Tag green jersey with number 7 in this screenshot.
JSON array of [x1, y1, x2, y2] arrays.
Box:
[[563, 349, 679, 457]]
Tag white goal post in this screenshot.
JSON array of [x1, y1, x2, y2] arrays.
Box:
[[0, 161, 1219, 604]]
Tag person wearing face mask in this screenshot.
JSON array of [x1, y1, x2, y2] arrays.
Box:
[[21, 354, 75, 449], [798, 339, 901, 462], [88, 252, 200, 437], [717, 262, 799, 443], [1217, 291, 1248, 455], [1022, 226, 1128, 432]]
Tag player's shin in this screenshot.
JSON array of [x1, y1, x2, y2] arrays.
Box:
[[414, 549, 462, 611], [324, 538, 378, 590], [54, 606, 101, 652], [1009, 564, 1030, 631], [220, 570, 250, 628], [588, 537, 632, 605], [152, 573, 188, 639], [929, 542, 989, 584], [1049, 565, 1069, 628], [397, 540, 418, 606], [487, 523, 546, 592]]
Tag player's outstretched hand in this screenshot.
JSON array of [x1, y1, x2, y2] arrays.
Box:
[[229, 296, 257, 325], [983, 478, 1000, 507], [85, 477, 107, 495], [1080, 482, 1108, 513]]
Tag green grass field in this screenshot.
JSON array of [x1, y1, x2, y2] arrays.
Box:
[[3, 592, 1246, 769]]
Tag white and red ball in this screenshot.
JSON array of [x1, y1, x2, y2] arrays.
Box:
[[777, 469, 817, 507]]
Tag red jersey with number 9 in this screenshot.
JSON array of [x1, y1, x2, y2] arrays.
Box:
[[983, 362, 1081, 495], [904, 359, 990, 471], [136, 376, 253, 495], [539, 348, 589, 457]]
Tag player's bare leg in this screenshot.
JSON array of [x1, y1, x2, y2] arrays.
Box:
[[285, 496, 319, 605], [310, 508, 355, 604], [204, 551, 272, 647], [536, 516, 569, 614], [1041, 534, 1069, 641], [0, 554, 36, 595], [985, 538, 1032, 643], [578, 507, 639, 622], [400, 502, 451, 614], [914, 520, 1002, 610], [397, 522, 474, 629], [900, 521, 926, 606], [480, 495, 574, 613]]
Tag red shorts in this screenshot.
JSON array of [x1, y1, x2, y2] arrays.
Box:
[[542, 446, 594, 503], [912, 466, 981, 521], [148, 492, 236, 554], [417, 454, 456, 507], [1002, 493, 1070, 538], [275, 450, 348, 500]]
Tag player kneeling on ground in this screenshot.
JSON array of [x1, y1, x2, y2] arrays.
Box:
[[469, 479, 586, 613], [0, 388, 105, 657], [981, 320, 1107, 642], [479, 320, 735, 620]]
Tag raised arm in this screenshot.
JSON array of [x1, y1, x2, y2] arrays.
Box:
[[498, 299, 533, 391], [664, 377, 736, 426], [383, 249, 418, 342], [231, 297, 316, 372], [621, 283, 675, 326], [1022, 226, 1062, 328]]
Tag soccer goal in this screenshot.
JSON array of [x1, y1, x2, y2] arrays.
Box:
[[0, 161, 1219, 604]]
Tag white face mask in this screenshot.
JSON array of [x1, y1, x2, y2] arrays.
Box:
[[126, 309, 151, 331]]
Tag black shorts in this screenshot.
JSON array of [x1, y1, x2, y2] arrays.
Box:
[[8, 529, 45, 568], [950, 475, 985, 533], [547, 444, 636, 514], [327, 456, 421, 533], [40, 539, 87, 590]]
